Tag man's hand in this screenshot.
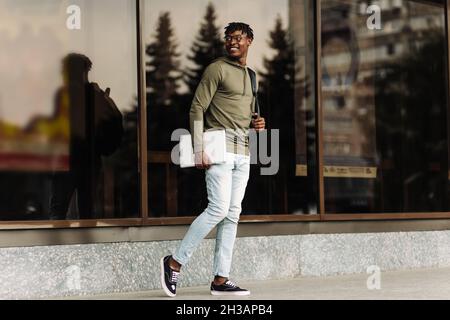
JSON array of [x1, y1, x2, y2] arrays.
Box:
[[251, 113, 266, 131], [194, 151, 212, 169]]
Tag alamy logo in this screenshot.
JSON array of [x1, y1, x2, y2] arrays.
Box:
[[171, 123, 280, 176], [367, 5, 382, 30], [366, 265, 381, 290], [66, 5, 81, 30], [65, 265, 81, 291]]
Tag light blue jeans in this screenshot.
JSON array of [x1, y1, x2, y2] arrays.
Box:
[[173, 152, 250, 278]]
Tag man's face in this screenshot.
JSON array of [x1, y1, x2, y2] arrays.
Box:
[[225, 30, 252, 59]]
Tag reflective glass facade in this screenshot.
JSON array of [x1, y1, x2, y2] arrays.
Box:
[[0, 0, 449, 225], [0, 0, 139, 220], [321, 0, 449, 213]]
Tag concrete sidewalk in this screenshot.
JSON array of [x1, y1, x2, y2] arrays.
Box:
[[74, 267, 450, 300]]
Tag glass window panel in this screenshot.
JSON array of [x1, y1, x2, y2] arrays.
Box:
[[143, 0, 318, 217], [0, 0, 139, 220], [321, 0, 449, 213]]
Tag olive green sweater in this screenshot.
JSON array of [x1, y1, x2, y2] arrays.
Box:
[[189, 56, 256, 156]]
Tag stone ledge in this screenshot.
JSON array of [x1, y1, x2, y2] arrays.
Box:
[[1, 231, 450, 299]]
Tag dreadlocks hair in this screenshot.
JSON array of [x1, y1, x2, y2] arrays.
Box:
[[224, 22, 254, 40]]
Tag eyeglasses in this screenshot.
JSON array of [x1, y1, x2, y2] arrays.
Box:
[[224, 34, 245, 43]]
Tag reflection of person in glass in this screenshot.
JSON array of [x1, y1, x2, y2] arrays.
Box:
[[161, 23, 265, 297], [49, 53, 123, 220]]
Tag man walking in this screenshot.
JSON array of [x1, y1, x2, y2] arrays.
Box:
[[161, 22, 265, 297]]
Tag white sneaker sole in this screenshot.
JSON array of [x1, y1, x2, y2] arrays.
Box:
[[160, 257, 176, 298], [211, 290, 251, 296]]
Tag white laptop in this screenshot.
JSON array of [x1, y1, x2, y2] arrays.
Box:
[[179, 130, 227, 168]]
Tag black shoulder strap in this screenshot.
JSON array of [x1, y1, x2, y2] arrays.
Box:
[[247, 68, 261, 116]]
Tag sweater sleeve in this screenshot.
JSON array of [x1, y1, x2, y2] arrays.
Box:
[[189, 62, 222, 153]]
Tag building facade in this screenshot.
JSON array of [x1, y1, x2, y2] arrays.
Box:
[[1, 0, 450, 298]]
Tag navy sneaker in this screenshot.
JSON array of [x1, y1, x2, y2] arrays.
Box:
[[210, 280, 250, 296], [160, 255, 180, 297]]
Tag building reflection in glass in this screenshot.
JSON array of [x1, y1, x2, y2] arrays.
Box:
[[320, 0, 448, 213], [0, 0, 139, 220]]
